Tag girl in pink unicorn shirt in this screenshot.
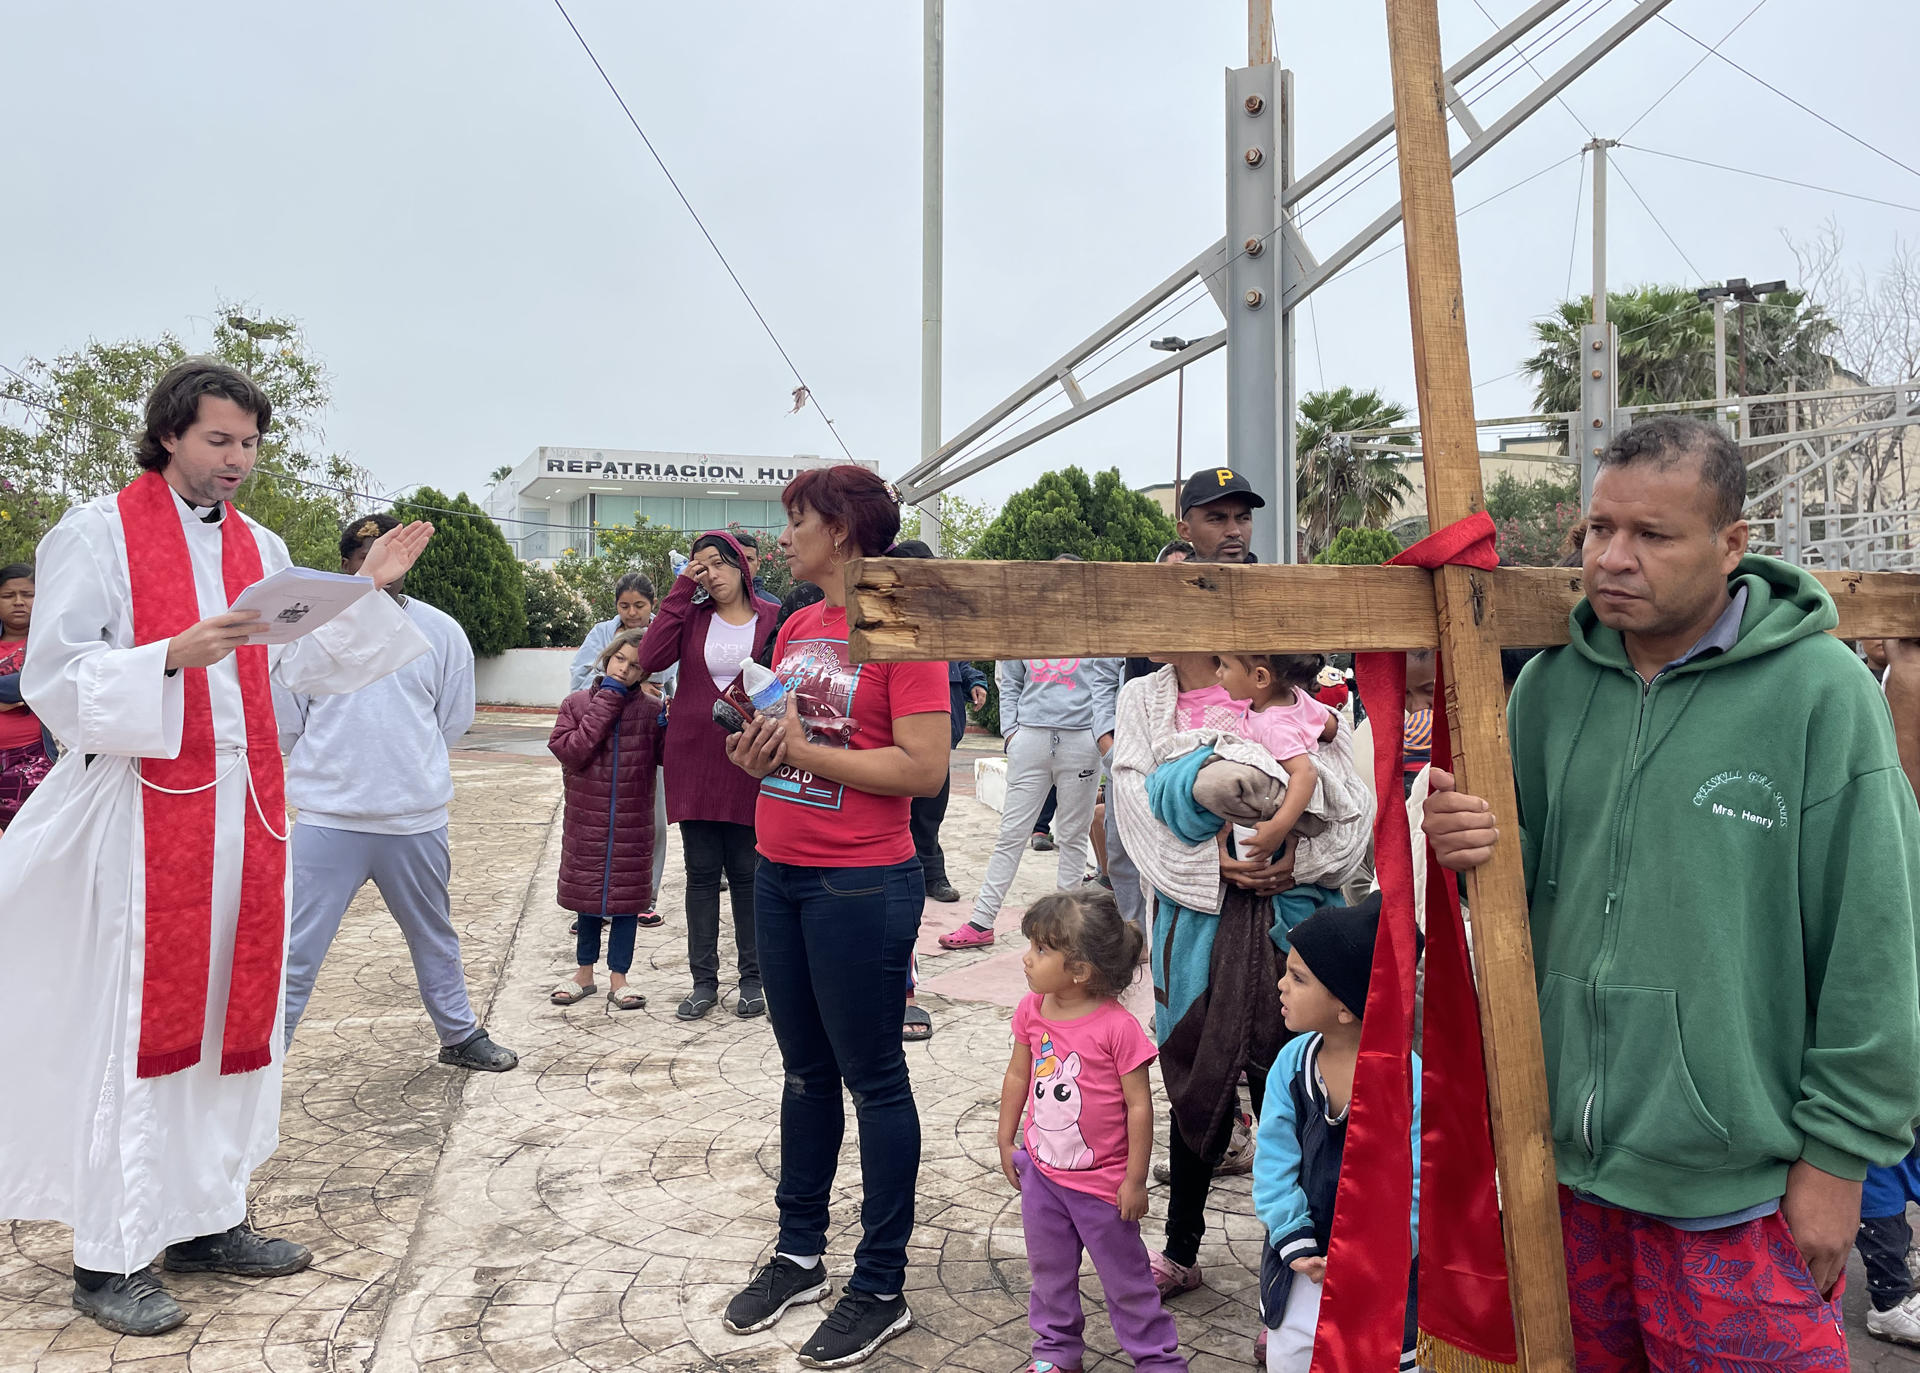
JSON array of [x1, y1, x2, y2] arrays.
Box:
[[996, 888, 1190, 1373]]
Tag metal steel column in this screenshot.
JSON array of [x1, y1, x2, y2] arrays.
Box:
[[919, 0, 945, 553], [1227, 63, 1282, 562], [1277, 69, 1299, 564], [1578, 323, 1616, 508]]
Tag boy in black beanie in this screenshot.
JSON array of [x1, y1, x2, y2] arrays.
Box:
[[1248, 894, 1420, 1371]]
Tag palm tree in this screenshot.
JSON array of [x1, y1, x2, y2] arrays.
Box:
[[1524, 283, 1839, 418], [1295, 386, 1416, 556]]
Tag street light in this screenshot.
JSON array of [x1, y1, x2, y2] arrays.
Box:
[[1149, 336, 1197, 509], [1695, 278, 1790, 401]]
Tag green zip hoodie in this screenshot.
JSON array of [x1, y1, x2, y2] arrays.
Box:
[[1508, 554, 1920, 1218]]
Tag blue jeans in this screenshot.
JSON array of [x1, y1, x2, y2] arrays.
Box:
[[756, 857, 924, 1296]]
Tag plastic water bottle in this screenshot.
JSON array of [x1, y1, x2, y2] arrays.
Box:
[[669, 549, 690, 578], [740, 660, 789, 720]]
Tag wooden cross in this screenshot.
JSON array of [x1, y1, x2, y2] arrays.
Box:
[[845, 4, 1919, 1368]]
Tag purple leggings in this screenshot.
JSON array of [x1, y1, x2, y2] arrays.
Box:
[[1016, 1150, 1188, 1372]]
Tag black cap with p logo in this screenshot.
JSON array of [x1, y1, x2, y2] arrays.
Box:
[[1179, 466, 1267, 514]]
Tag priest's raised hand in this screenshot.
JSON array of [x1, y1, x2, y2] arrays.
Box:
[[358, 519, 435, 591]]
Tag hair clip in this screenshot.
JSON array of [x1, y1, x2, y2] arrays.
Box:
[[883, 479, 901, 505]]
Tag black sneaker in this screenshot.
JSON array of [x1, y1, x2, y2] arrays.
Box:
[[1029, 832, 1055, 852], [723, 1256, 831, 1334], [925, 879, 961, 904], [163, 1223, 311, 1278], [438, 1029, 519, 1072], [72, 1269, 185, 1336], [797, 1291, 913, 1367]]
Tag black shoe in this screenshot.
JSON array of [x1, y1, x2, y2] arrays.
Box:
[[677, 989, 719, 1021], [438, 1029, 519, 1072], [1029, 832, 1055, 852], [723, 1256, 831, 1334], [736, 988, 768, 1019], [798, 1291, 913, 1367], [925, 879, 961, 904], [72, 1269, 185, 1336], [164, 1223, 312, 1278]]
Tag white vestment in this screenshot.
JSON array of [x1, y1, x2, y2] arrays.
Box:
[[0, 487, 428, 1271]]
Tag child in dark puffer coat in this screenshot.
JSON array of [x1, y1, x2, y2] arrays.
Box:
[[548, 626, 664, 1011]]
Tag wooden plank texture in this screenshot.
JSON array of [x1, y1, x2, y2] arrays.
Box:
[[846, 559, 1920, 661], [1384, 1, 1572, 1367]]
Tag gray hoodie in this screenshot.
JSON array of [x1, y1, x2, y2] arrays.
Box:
[[997, 656, 1124, 737]]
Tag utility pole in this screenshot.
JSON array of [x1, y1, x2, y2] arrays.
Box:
[[919, 0, 945, 554], [1696, 277, 1786, 420], [1577, 138, 1617, 509], [1713, 297, 1729, 405], [1150, 335, 1196, 504], [1250, 0, 1273, 64]]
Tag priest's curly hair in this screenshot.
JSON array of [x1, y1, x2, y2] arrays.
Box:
[[136, 359, 273, 472]]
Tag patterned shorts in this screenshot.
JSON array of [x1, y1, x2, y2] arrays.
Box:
[[0, 738, 52, 830], [1559, 1188, 1847, 1373]]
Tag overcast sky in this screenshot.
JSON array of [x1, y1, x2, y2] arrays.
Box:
[[3, 0, 1915, 520]]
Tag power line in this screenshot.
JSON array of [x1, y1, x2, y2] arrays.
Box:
[[1468, 0, 1595, 139], [1618, 0, 1769, 141], [1608, 153, 1704, 282], [1564, 148, 1588, 302], [1653, 11, 1920, 184], [1618, 143, 1920, 215], [547, 0, 856, 463]]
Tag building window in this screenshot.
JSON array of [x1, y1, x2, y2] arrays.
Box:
[[686, 498, 728, 532], [640, 496, 685, 529]]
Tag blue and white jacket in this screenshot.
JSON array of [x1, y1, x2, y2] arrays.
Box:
[[1252, 1031, 1421, 1359]]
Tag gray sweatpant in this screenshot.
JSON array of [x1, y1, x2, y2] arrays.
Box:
[[972, 727, 1102, 925], [283, 823, 479, 1049], [1102, 766, 1148, 931]]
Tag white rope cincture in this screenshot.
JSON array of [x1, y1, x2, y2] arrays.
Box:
[[133, 750, 290, 843]]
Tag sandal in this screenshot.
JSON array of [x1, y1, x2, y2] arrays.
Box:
[[637, 911, 663, 929], [676, 990, 719, 1021], [551, 980, 595, 1005], [607, 986, 647, 1012], [937, 922, 995, 950], [902, 1006, 934, 1043]]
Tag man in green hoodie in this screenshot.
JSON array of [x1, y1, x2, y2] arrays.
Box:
[[1426, 415, 1920, 1368]]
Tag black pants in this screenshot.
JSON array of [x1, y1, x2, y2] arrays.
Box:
[[1034, 787, 1057, 836], [1163, 1066, 1270, 1268], [1860, 1212, 1915, 1312], [682, 820, 760, 993], [910, 776, 952, 884]]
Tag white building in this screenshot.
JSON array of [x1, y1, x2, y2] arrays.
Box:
[[484, 447, 881, 562]]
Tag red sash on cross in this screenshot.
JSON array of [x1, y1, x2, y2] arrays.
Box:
[[1311, 511, 1518, 1373], [117, 470, 288, 1079]]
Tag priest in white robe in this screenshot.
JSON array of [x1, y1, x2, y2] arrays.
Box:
[[0, 359, 436, 1336]]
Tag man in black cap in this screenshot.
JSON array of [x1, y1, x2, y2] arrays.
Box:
[[1176, 466, 1264, 565]]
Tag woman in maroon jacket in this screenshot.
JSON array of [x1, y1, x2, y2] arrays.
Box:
[[547, 628, 663, 1011], [638, 530, 778, 1020]]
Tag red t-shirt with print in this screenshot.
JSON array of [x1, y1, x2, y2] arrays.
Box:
[[0, 641, 41, 750], [754, 602, 950, 867]]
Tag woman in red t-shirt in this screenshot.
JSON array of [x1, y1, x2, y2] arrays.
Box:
[[719, 467, 951, 1366], [0, 563, 53, 831]]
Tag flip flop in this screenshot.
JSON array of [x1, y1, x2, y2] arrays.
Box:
[[551, 981, 596, 1005], [902, 1006, 934, 1043]]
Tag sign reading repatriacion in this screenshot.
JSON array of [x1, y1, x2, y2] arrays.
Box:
[[537, 448, 867, 486]]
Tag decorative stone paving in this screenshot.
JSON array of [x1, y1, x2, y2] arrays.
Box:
[[0, 714, 1911, 1371]]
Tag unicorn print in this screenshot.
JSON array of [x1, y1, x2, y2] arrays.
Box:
[[1028, 1037, 1095, 1170]]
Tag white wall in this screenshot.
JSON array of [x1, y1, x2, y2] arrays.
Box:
[[474, 648, 575, 708]]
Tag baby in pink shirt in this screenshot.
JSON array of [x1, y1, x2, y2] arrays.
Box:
[[1217, 653, 1339, 865]]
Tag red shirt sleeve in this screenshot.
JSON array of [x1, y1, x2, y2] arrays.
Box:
[[886, 659, 951, 720]]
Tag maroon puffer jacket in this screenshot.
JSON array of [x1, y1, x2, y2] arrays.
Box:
[[548, 681, 663, 916]]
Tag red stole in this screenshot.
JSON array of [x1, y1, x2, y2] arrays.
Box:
[[118, 471, 288, 1079], [1312, 511, 1518, 1373]]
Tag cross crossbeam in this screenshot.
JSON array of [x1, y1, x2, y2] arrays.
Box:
[[845, 560, 1920, 662]]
